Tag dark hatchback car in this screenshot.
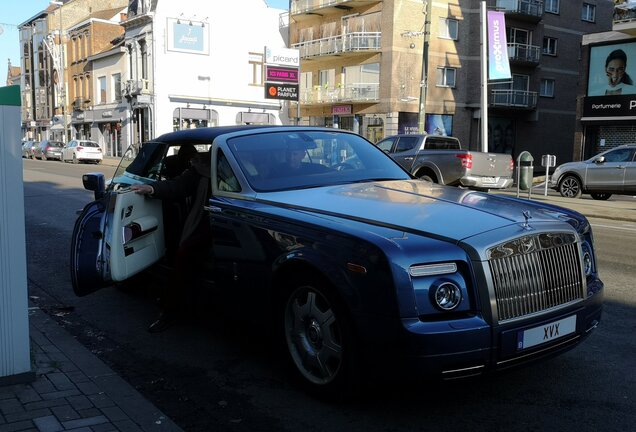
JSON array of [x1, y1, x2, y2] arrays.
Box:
[[33, 140, 64, 161], [72, 126, 603, 396]]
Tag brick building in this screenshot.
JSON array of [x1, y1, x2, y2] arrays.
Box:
[[289, 0, 615, 164]]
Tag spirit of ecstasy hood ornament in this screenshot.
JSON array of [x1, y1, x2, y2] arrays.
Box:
[[522, 210, 532, 230]]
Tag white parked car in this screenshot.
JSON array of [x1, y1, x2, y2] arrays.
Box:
[[62, 140, 103, 164]]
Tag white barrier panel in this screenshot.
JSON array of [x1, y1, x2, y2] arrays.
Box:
[[0, 85, 32, 383]]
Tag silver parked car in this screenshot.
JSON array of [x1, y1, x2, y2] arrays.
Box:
[[550, 144, 636, 200]]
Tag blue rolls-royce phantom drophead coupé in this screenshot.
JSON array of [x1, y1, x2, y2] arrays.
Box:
[[71, 126, 603, 396]]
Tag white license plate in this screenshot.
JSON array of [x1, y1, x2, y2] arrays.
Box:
[[482, 177, 497, 184], [517, 315, 576, 350]]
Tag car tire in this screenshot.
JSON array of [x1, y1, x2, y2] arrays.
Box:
[[417, 172, 437, 183], [591, 193, 612, 200], [558, 175, 582, 198], [282, 277, 357, 398]]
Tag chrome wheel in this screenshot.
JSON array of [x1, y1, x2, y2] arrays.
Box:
[[559, 175, 582, 198], [284, 285, 343, 386]]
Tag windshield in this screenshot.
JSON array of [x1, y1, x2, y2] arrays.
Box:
[[227, 131, 410, 192]]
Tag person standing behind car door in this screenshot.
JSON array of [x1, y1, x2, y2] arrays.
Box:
[[130, 149, 213, 333]]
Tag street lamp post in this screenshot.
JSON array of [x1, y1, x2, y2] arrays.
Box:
[[50, 1, 67, 143], [417, 0, 432, 134]]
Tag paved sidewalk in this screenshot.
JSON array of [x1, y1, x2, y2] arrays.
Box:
[[492, 186, 636, 223], [0, 306, 182, 432]]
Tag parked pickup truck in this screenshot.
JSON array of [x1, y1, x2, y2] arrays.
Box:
[[376, 134, 514, 190]]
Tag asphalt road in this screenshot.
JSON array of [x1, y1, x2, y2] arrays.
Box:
[[22, 158, 636, 432]]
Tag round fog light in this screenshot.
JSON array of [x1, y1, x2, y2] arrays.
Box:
[[433, 282, 462, 311]]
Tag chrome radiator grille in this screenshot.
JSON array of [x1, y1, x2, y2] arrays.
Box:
[[487, 232, 585, 322]]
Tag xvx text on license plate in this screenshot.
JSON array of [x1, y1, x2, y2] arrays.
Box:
[[517, 315, 576, 350]]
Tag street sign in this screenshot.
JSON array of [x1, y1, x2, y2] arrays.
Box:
[[265, 83, 299, 101], [265, 66, 299, 83], [541, 154, 556, 167], [264, 46, 300, 67]]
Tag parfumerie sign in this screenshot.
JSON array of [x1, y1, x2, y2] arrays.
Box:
[[167, 18, 209, 55], [583, 95, 636, 117], [264, 46, 300, 101]]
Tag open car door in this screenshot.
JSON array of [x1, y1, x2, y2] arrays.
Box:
[[70, 147, 167, 297], [70, 197, 110, 296], [71, 185, 166, 297]]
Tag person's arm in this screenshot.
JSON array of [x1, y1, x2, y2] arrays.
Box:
[[130, 184, 154, 195], [131, 168, 199, 200]]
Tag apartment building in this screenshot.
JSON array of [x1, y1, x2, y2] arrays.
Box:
[[18, 0, 128, 143], [19, 8, 53, 141], [574, 0, 636, 160], [67, 9, 127, 155], [289, 0, 614, 164]]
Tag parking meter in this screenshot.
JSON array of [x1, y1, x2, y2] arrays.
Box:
[[541, 154, 556, 196]]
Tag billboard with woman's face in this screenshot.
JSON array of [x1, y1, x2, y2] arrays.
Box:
[[587, 41, 636, 96]]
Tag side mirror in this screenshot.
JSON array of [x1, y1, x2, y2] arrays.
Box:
[[594, 156, 605, 164], [82, 173, 105, 200]]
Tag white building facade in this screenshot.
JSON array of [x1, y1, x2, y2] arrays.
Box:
[[123, 0, 289, 148]]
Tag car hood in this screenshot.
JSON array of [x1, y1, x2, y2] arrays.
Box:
[[257, 180, 580, 243]]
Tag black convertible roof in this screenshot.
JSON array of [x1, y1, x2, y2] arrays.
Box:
[[152, 125, 284, 144]]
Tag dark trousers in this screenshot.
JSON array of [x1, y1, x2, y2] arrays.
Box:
[[161, 220, 212, 315]]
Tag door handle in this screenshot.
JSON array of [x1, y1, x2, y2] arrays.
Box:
[[204, 205, 222, 213], [404, 157, 414, 161]]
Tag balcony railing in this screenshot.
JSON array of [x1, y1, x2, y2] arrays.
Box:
[[292, 32, 381, 59], [489, 89, 537, 109], [291, 0, 380, 15], [614, 2, 636, 33], [123, 79, 151, 97], [507, 43, 541, 64], [300, 83, 380, 104], [72, 97, 89, 110], [496, 0, 543, 20]]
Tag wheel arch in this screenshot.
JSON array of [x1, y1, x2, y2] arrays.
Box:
[[558, 171, 586, 193], [272, 256, 354, 316], [413, 163, 442, 183]]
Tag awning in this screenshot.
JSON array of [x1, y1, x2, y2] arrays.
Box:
[[581, 116, 636, 121]]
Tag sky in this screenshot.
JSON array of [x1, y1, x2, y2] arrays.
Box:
[[0, 0, 290, 86]]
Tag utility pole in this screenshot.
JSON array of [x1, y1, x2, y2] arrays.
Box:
[[480, 1, 488, 152], [418, 0, 432, 134]]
